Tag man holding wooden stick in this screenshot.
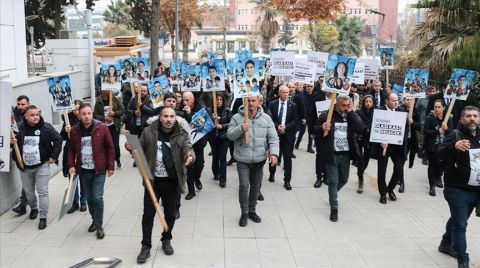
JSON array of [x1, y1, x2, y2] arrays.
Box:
[[130, 107, 195, 263]]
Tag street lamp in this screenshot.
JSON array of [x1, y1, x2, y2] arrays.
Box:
[[85, 9, 95, 107], [366, 9, 385, 60]]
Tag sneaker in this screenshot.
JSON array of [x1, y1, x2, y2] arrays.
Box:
[[330, 208, 338, 222], [161, 240, 174, 255], [12, 204, 26, 215], [38, 218, 47, 230], [67, 203, 79, 214], [88, 222, 97, 232], [116, 159, 122, 169], [136, 246, 151, 264], [80, 203, 87, 212], [29, 209, 38, 220], [96, 226, 105, 239]]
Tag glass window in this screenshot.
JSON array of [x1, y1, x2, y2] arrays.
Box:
[[227, 41, 235, 53], [239, 41, 246, 49], [250, 41, 258, 52]]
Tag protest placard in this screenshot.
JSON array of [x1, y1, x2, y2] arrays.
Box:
[[201, 60, 226, 92], [233, 57, 261, 98], [351, 62, 365, 85], [47, 75, 74, 112], [315, 100, 331, 117], [147, 75, 171, 109], [189, 108, 215, 145], [180, 64, 202, 91], [444, 68, 477, 101], [403, 69, 429, 98], [322, 54, 356, 95], [270, 51, 295, 76], [379, 47, 394, 70], [370, 109, 407, 145], [307, 51, 329, 77], [294, 60, 317, 85], [358, 58, 379, 80]]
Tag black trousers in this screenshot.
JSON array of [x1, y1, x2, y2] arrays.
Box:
[[406, 138, 417, 168], [295, 123, 307, 146], [108, 125, 121, 161], [377, 150, 405, 197], [426, 151, 443, 187], [357, 143, 371, 182], [141, 178, 180, 248], [187, 143, 205, 193], [269, 133, 294, 181], [315, 149, 326, 181]]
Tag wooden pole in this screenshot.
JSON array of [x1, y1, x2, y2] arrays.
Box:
[[323, 92, 337, 137], [243, 97, 249, 144], [64, 111, 70, 128], [409, 98, 415, 119], [63, 175, 74, 206], [132, 149, 169, 232], [212, 91, 218, 125], [109, 90, 113, 113], [382, 146, 387, 156], [443, 95, 456, 125], [10, 130, 24, 170], [386, 69, 389, 92]]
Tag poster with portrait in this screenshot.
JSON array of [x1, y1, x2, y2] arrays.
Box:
[[444, 68, 477, 101], [118, 58, 136, 82], [207, 52, 218, 62], [379, 47, 394, 69], [392, 84, 404, 95], [0, 81, 12, 172], [201, 60, 226, 92], [131, 57, 151, 82], [226, 58, 236, 77], [468, 149, 480, 186], [189, 108, 215, 145], [235, 50, 252, 61], [147, 75, 171, 109], [322, 54, 356, 95], [101, 63, 122, 92], [233, 57, 261, 98], [351, 62, 365, 85], [370, 109, 407, 146], [293, 60, 317, 85], [403, 69, 429, 98], [307, 51, 329, 77], [358, 58, 379, 80], [181, 64, 202, 91], [47, 75, 74, 112], [270, 51, 295, 76], [169, 61, 183, 85]]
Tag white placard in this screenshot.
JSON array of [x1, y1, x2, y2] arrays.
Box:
[[293, 60, 317, 85], [468, 149, 480, 186], [270, 51, 295, 76], [0, 81, 12, 172], [351, 62, 365, 84], [315, 100, 331, 117], [358, 58, 379, 80], [307, 51, 329, 76], [369, 109, 407, 145]]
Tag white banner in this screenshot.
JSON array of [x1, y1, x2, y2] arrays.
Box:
[[358, 58, 379, 80], [293, 60, 317, 85], [315, 100, 331, 117], [468, 149, 480, 186], [307, 51, 329, 76], [351, 62, 365, 85], [0, 81, 12, 172], [270, 51, 295, 76], [369, 109, 407, 145]]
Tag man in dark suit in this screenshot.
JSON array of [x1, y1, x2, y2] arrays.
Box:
[[268, 85, 298, 190], [375, 93, 409, 204], [369, 80, 386, 109]]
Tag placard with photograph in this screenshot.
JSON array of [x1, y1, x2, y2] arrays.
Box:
[[379, 47, 394, 69], [201, 60, 226, 92], [101, 63, 122, 92], [147, 75, 171, 109], [322, 54, 356, 95], [181, 64, 202, 91], [403, 68, 429, 98], [444, 68, 477, 101], [47, 75, 74, 111]]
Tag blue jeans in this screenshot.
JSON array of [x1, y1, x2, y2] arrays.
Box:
[[325, 153, 350, 209], [80, 169, 106, 227], [73, 176, 88, 205], [442, 187, 480, 264], [211, 137, 229, 182]]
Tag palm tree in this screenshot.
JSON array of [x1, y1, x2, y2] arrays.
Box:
[[330, 15, 365, 57], [409, 0, 480, 72], [103, 0, 132, 26], [250, 0, 279, 54]]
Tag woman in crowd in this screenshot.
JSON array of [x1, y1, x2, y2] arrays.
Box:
[[210, 93, 232, 188], [355, 95, 374, 194]]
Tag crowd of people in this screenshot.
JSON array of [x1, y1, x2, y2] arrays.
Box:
[[9, 61, 480, 267]]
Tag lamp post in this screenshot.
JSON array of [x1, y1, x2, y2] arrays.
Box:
[[366, 9, 385, 60], [85, 9, 95, 106]]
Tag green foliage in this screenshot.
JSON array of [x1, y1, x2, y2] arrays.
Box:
[[103, 0, 131, 26], [300, 21, 338, 52], [330, 15, 365, 57], [125, 0, 152, 37], [278, 18, 295, 47]]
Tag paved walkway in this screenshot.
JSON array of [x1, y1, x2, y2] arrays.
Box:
[[1, 135, 479, 268]]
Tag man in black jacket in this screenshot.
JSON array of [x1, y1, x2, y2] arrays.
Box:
[[10, 105, 63, 230], [400, 96, 422, 192], [369, 80, 386, 109], [437, 106, 480, 268], [302, 84, 322, 153], [268, 85, 298, 190], [314, 95, 364, 221], [127, 83, 156, 137]]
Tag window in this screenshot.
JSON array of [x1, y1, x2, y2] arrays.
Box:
[[349, 8, 352, 14], [238, 25, 241, 30], [250, 42, 258, 53], [239, 41, 246, 49], [217, 41, 224, 50], [227, 41, 235, 53]]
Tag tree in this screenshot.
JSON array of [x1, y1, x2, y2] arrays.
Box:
[[101, 22, 137, 38], [278, 18, 295, 47], [271, 0, 344, 21], [409, 0, 480, 72], [250, 0, 279, 54], [299, 21, 338, 51], [103, 0, 131, 26], [330, 15, 365, 57], [150, 0, 160, 71]]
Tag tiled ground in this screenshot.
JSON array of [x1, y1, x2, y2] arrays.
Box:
[[1, 135, 479, 268]]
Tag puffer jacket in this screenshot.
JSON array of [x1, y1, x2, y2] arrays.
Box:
[[140, 119, 195, 194], [227, 106, 279, 164]]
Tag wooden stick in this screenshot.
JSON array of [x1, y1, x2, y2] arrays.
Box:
[[443, 95, 456, 125], [10, 130, 24, 170], [323, 92, 337, 137], [212, 91, 218, 125], [132, 149, 169, 232], [64, 111, 70, 128], [382, 146, 387, 157], [385, 69, 389, 92], [64, 175, 74, 206], [408, 98, 415, 119], [243, 97, 249, 144], [109, 90, 113, 113]]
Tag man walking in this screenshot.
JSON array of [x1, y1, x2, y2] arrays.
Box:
[[68, 103, 115, 239], [227, 95, 279, 226]]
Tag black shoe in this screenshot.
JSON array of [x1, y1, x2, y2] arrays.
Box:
[[195, 180, 203, 190], [330, 209, 338, 222], [133, 162, 137, 167], [458, 263, 469, 268], [429, 186, 436, 196], [422, 158, 428, 165], [116, 159, 122, 169], [435, 179, 444, 188], [220, 181, 226, 188], [29, 209, 38, 220], [438, 242, 457, 258], [185, 192, 196, 200], [268, 176, 275, 182], [213, 176, 219, 181], [291, 154, 296, 159], [379, 196, 387, 204], [96, 226, 105, 239], [257, 192, 264, 201], [399, 183, 405, 193], [67, 203, 79, 214], [38, 218, 47, 230], [314, 179, 322, 188], [408, 162, 413, 169], [322, 178, 329, 186], [388, 190, 397, 201], [351, 160, 358, 167], [284, 181, 292, 190], [294, 143, 300, 150], [88, 222, 97, 232], [208, 151, 212, 156], [12, 204, 26, 215], [248, 212, 262, 223], [239, 214, 248, 227], [357, 181, 364, 194], [137, 246, 151, 264], [162, 240, 174, 255], [307, 147, 315, 153], [175, 210, 180, 220], [80, 203, 87, 212], [227, 158, 236, 166]]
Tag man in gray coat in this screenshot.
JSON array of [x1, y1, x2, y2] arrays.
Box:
[[227, 95, 279, 227]]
